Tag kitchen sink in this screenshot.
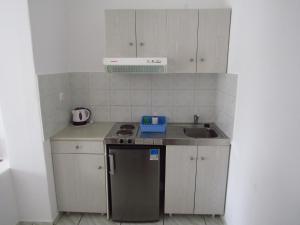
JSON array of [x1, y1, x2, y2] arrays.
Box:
[[183, 127, 218, 138]]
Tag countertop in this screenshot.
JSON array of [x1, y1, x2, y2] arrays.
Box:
[[51, 122, 114, 141], [51, 122, 230, 146]]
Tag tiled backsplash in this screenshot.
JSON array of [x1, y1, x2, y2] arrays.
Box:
[[38, 73, 237, 139], [38, 73, 72, 139], [216, 74, 238, 138], [70, 73, 218, 123]]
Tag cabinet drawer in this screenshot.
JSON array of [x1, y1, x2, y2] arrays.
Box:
[[51, 141, 104, 154]]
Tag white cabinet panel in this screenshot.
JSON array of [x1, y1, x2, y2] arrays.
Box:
[[194, 146, 230, 215], [197, 9, 231, 73], [105, 10, 136, 57], [165, 145, 197, 214], [166, 10, 198, 73], [53, 154, 106, 213], [136, 10, 167, 57]]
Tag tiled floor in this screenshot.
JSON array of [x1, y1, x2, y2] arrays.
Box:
[[55, 213, 224, 225]]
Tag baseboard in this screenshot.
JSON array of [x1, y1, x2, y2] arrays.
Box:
[[220, 216, 227, 225], [18, 222, 52, 225], [17, 213, 62, 225]]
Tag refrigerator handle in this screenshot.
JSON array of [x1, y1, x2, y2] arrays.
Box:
[[108, 154, 115, 175]]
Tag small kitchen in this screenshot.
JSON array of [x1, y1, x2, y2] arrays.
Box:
[[2, 1, 300, 225], [31, 2, 237, 225]]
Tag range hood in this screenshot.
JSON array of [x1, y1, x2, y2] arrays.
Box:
[[103, 58, 167, 73]]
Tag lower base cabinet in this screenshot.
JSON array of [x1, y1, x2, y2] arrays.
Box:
[[194, 146, 230, 214], [52, 141, 107, 213], [165, 145, 230, 215]]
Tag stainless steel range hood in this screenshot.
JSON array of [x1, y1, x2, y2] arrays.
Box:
[[103, 57, 167, 73]]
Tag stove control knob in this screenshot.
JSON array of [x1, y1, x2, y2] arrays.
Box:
[[127, 139, 132, 144], [119, 139, 124, 144]]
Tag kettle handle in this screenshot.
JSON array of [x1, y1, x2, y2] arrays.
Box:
[[85, 108, 91, 120]]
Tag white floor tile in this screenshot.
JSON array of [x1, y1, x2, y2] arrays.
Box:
[[204, 216, 224, 225], [55, 213, 82, 225], [121, 218, 163, 225], [164, 215, 205, 225], [79, 214, 120, 225]]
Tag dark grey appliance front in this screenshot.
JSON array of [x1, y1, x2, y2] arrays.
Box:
[[108, 145, 161, 222]]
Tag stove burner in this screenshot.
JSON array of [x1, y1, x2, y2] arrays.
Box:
[[120, 124, 135, 130], [117, 130, 133, 136]]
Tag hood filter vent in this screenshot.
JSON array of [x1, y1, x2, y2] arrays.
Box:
[[103, 58, 167, 73]]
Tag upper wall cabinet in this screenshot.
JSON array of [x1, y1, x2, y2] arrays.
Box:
[[197, 9, 231, 73], [105, 10, 136, 57], [105, 9, 231, 73], [136, 10, 167, 57], [166, 10, 198, 73]]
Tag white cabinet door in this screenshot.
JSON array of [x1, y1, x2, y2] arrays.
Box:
[[194, 146, 230, 215], [166, 10, 198, 73], [105, 10, 136, 57], [53, 154, 106, 213], [136, 10, 167, 57], [197, 9, 231, 73], [165, 145, 197, 214]]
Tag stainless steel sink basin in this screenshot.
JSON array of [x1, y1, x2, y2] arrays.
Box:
[[165, 123, 230, 145], [183, 127, 218, 138]]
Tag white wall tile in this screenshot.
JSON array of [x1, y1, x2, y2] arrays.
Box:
[[71, 88, 90, 108], [90, 106, 110, 122], [110, 90, 131, 106], [38, 73, 72, 139], [151, 90, 172, 106], [151, 74, 172, 90], [172, 90, 194, 106], [70, 72, 89, 89], [110, 106, 131, 122], [130, 74, 152, 90], [131, 106, 151, 122], [151, 106, 172, 121], [89, 72, 110, 90], [171, 74, 196, 90], [89, 89, 110, 106], [110, 74, 131, 90], [216, 74, 238, 138], [171, 106, 195, 123], [195, 74, 218, 90], [195, 90, 216, 106], [130, 90, 151, 106], [195, 106, 216, 122]]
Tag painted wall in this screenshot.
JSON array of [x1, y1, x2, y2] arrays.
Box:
[[0, 165, 18, 225], [0, 0, 56, 223], [28, 0, 68, 75], [0, 108, 7, 159], [225, 0, 300, 225]]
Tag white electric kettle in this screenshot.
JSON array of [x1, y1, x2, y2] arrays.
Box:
[[72, 107, 91, 126]]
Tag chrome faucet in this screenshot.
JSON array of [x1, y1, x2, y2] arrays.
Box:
[[193, 114, 200, 125]]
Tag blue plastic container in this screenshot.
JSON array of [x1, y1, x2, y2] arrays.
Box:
[[140, 116, 167, 133]]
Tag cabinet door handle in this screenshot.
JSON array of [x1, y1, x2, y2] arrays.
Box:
[[98, 166, 102, 170], [200, 58, 205, 62], [140, 42, 144, 46], [200, 156, 205, 160], [189, 58, 194, 62], [75, 145, 80, 149], [129, 42, 134, 46], [190, 156, 195, 161]]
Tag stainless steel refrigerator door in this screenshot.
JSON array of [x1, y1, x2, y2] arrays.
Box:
[[109, 147, 160, 222]]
